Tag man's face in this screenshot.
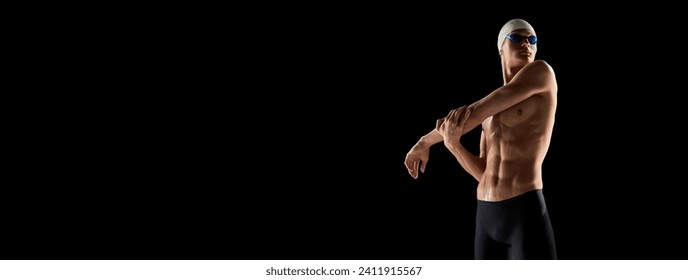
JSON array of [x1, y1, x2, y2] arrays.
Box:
[[501, 29, 537, 62]]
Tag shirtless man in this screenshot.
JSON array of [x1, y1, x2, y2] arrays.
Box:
[[404, 19, 557, 259]]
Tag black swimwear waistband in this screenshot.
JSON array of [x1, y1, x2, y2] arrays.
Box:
[[477, 189, 547, 215], [478, 189, 544, 204]]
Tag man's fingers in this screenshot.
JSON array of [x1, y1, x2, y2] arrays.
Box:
[[455, 107, 468, 125], [405, 159, 417, 178], [445, 109, 454, 118], [420, 160, 427, 173], [448, 106, 467, 126], [460, 108, 472, 126], [449, 109, 460, 126], [405, 159, 414, 173], [436, 118, 444, 130]]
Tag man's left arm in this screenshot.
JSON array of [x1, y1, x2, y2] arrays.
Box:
[[459, 60, 556, 134]]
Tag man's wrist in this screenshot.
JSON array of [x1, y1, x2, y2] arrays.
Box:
[[444, 139, 459, 151], [418, 135, 434, 148], [420, 130, 442, 146]]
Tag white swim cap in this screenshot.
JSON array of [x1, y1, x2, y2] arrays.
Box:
[[498, 19, 536, 51]]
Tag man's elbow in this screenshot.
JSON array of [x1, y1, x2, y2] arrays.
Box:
[[470, 172, 483, 182]]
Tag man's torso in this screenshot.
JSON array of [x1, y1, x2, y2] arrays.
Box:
[[477, 91, 556, 201]]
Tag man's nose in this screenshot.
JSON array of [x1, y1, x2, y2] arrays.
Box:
[[520, 39, 531, 48]]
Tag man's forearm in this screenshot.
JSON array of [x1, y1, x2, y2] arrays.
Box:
[[419, 129, 443, 146], [460, 103, 484, 136], [446, 142, 485, 182]]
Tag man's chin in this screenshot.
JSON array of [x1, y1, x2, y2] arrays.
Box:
[[515, 55, 534, 63]]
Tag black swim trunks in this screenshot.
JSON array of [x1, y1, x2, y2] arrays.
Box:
[[474, 189, 557, 259]]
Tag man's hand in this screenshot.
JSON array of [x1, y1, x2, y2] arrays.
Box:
[[436, 106, 472, 148], [405, 141, 430, 179]]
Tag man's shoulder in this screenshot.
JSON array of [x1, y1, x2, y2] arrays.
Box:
[[519, 60, 556, 82], [528, 60, 554, 73], [516, 60, 557, 93]]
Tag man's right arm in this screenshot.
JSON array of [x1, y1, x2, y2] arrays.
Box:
[[459, 60, 555, 135]]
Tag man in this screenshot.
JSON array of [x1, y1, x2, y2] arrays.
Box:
[[404, 19, 557, 259]]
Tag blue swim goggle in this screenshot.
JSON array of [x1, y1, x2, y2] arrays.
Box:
[[506, 34, 537, 45]]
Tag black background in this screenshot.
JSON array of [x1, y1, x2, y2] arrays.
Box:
[[2, 5, 687, 260]]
